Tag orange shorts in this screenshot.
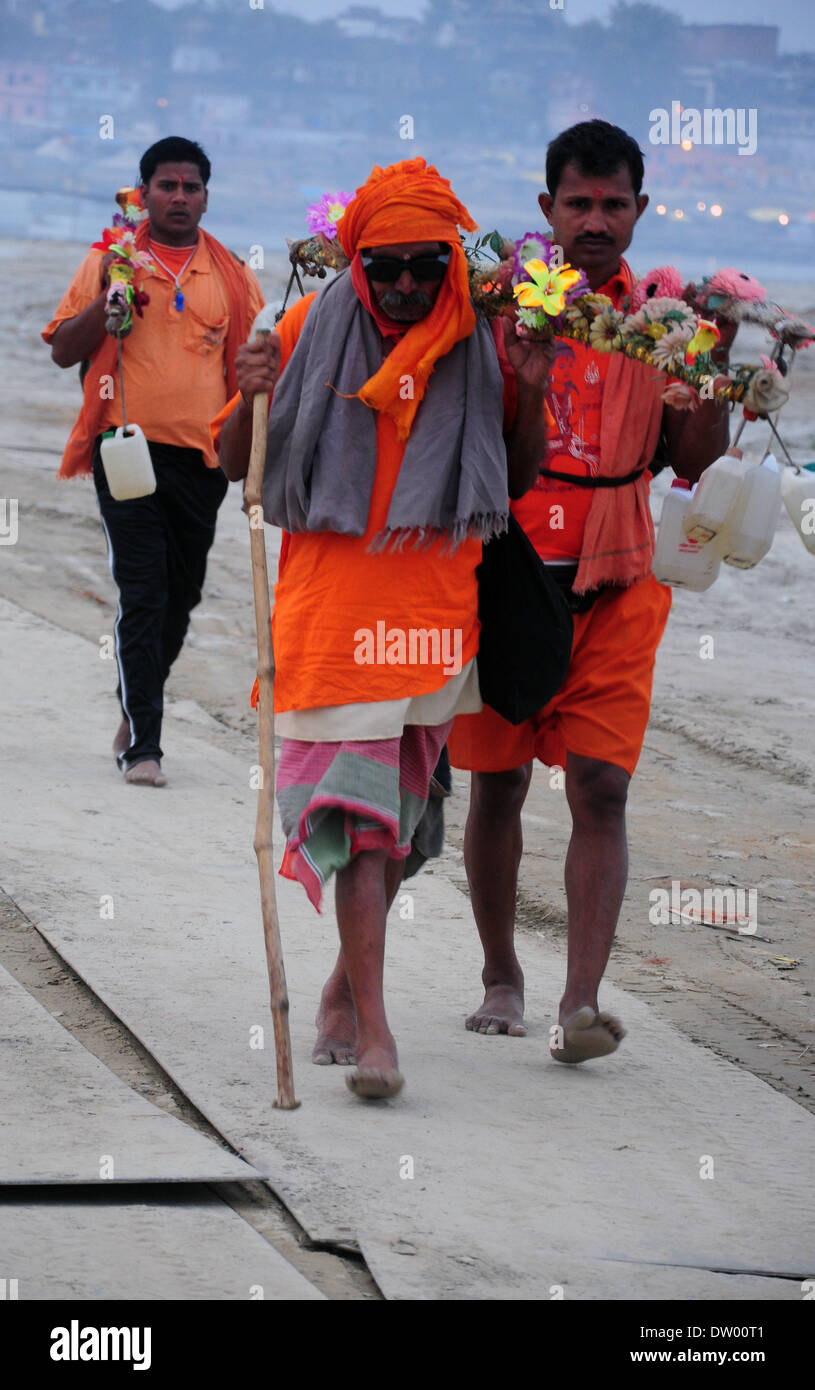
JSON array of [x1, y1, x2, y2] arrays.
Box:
[[448, 574, 672, 778]]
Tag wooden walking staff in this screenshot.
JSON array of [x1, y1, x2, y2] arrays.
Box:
[[244, 316, 299, 1110]]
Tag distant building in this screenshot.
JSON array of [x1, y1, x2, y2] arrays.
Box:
[[0, 62, 48, 124], [190, 93, 251, 128], [336, 5, 421, 43], [683, 25, 780, 68], [171, 47, 221, 76], [48, 64, 139, 128]]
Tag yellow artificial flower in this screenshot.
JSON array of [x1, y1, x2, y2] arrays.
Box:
[[685, 319, 721, 364], [513, 258, 583, 317]]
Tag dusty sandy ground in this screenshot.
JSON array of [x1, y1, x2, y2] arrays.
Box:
[[2, 236, 814, 1134]]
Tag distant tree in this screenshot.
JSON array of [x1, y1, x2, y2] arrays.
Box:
[[592, 2, 684, 142]]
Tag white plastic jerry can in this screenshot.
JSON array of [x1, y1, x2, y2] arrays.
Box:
[[780, 462, 815, 557], [721, 454, 781, 570], [99, 424, 156, 501], [683, 446, 746, 544], [653, 478, 722, 591]]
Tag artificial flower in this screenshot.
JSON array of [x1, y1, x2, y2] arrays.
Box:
[[706, 268, 766, 303], [562, 302, 590, 334], [92, 227, 118, 252], [113, 205, 145, 229], [306, 191, 353, 238], [516, 306, 551, 332], [650, 323, 694, 371], [769, 313, 815, 349], [561, 265, 589, 303], [630, 265, 684, 311], [643, 296, 695, 324], [685, 319, 721, 364], [513, 258, 584, 316], [589, 305, 624, 352], [624, 297, 695, 340], [662, 380, 700, 411], [742, 367, 790, 415], [514, 232, 552, 275]]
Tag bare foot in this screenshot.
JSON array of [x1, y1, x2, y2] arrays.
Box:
[[123, 759, 166, 788], [346, 1041, 404, 1100], [113, 718, 131, 759], [312, 980, 356, 1066], [550, 1005, 625, 1064], [466, 982, 527, 1036]]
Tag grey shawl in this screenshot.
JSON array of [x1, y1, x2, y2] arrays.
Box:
[[261, 270, 509, 551]]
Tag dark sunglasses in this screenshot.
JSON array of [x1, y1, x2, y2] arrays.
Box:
[[361, 248, 451, 283]]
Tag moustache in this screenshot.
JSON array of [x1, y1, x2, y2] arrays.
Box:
[[379, 289, 433, 310]]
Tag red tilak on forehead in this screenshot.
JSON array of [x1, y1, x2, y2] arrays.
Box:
[[592, 187, 605, 198]]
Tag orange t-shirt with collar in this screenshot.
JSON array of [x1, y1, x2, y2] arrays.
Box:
[[511, 265, 629, 561], [42, 235, 264, 467]]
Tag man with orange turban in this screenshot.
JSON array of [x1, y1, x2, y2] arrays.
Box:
[[217, 158, 553, 1100]]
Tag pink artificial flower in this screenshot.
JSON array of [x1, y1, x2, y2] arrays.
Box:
[[306, 191, 353, 238], [707, 268, 766, 303], [759, 354, 781, 374], [661, 380, 700, 411], [630, 266, 684, 311]]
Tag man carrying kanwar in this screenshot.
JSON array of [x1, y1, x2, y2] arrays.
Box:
[[44, 136, 264, 786], [216, 157, 553, 1100], [447, 120, 738, 1064]]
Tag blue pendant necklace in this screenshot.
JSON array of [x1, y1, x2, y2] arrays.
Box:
[[148, 242, 197, 311]]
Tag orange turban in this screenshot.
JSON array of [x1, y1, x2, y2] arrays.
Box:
[[336, 157, 478, 440]]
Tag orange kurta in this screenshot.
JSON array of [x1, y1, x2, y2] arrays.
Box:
[[511, 265, 628, 561], [447, 265, 671, 777], [213, 292, 487, 713]]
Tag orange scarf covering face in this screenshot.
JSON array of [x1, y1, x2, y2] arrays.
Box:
[[336, 157, 478, 441], [57, 221, 249, 478]]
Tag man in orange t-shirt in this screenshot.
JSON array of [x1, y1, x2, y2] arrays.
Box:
[[43, 136, 263, 787], [218, 158, 554, 1100], [447, 120, 738, 1065]]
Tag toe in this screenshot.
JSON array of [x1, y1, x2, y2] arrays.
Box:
[[599, 1012, 626, 1040]]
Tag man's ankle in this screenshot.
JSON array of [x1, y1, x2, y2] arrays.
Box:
[[482, 959, 524, 991]]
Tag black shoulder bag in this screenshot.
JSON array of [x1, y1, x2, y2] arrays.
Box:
[[476, 513, 573, 726]]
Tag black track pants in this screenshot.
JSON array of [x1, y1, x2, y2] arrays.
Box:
[[93, 437, 228, 767]]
